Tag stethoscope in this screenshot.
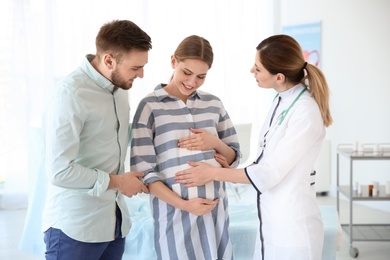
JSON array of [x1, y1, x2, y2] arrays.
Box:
[[275, 86, 307, 126], [257, 86, 308, 154]]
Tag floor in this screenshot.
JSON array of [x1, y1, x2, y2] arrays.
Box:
[[1, 194, 390, 260], [316, 195, 390, 260]]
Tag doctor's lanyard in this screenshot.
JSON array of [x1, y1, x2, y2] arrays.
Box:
[[254, 86, 308, 164]]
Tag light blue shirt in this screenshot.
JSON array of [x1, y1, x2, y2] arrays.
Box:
[[42, 55, 131, 242]]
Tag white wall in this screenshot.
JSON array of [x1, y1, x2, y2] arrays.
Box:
[[278, 0, 390, 211], [2, 0, 389, 212]]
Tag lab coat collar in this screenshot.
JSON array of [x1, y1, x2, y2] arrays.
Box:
[[278, 83, 306, 101]]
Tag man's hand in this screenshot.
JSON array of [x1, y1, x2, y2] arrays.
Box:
[[108, 171, 149, 197]]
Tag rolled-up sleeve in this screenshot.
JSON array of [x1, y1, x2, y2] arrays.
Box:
[[87, 169, 110, 196]]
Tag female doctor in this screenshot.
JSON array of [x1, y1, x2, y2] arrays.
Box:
[[175, 34, 333, 260]]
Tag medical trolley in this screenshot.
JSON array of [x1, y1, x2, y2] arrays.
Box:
[[336, 143, 390, 258]]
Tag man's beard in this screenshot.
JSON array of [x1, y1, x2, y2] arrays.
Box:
[[111, 69, 132, 90]]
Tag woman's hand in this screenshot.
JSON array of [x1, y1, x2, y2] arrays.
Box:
[[214, 153, 230, 168], [178, 128, 217, 151], [175, 161, 215, 187], [183, 198, 219, 216], [178, 128, 236, 166]]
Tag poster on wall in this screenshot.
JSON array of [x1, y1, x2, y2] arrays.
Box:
[[282, 21, 321, 68]]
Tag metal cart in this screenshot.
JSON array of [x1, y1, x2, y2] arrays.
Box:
[[336, 143, 390, 258]]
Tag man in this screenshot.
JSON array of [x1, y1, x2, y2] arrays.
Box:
[[42, 20, 152, 260]]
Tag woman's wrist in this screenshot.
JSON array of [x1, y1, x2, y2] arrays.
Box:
[[214, 137, 224, 153], [176, 197, 188, 211]]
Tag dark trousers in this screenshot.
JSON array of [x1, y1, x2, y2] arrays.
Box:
[[44, 205, 125, 260]]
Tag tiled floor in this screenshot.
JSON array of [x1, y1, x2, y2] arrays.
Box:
[[1, 194, 390, 260]]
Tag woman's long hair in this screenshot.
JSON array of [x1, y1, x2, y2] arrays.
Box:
[[257, 34, 332, 127]]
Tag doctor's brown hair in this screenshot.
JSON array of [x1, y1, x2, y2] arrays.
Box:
[[256, 34, 333, 127], [174, 35, 214, 69]]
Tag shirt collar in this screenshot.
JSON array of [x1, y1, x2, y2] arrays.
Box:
[[81, 54, 116, 93], [154, 84, 202, 102]]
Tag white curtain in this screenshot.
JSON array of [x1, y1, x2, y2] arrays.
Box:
[[0, 0, 274, 256]]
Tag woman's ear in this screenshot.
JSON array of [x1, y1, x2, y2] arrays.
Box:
[[275, 73, 286, 85], [171, 55, 177, 69]]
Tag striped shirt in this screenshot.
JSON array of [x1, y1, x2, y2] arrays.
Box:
[[130, 84, 240, 260]]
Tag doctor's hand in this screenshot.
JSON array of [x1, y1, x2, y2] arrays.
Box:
[[175, 161, 215, 188], [183, 198, 219, 216], [178, 128, 217, 151], [108, 171, 149, 197]]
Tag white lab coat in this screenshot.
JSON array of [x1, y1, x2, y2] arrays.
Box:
[[245, 84, 325, 260]]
